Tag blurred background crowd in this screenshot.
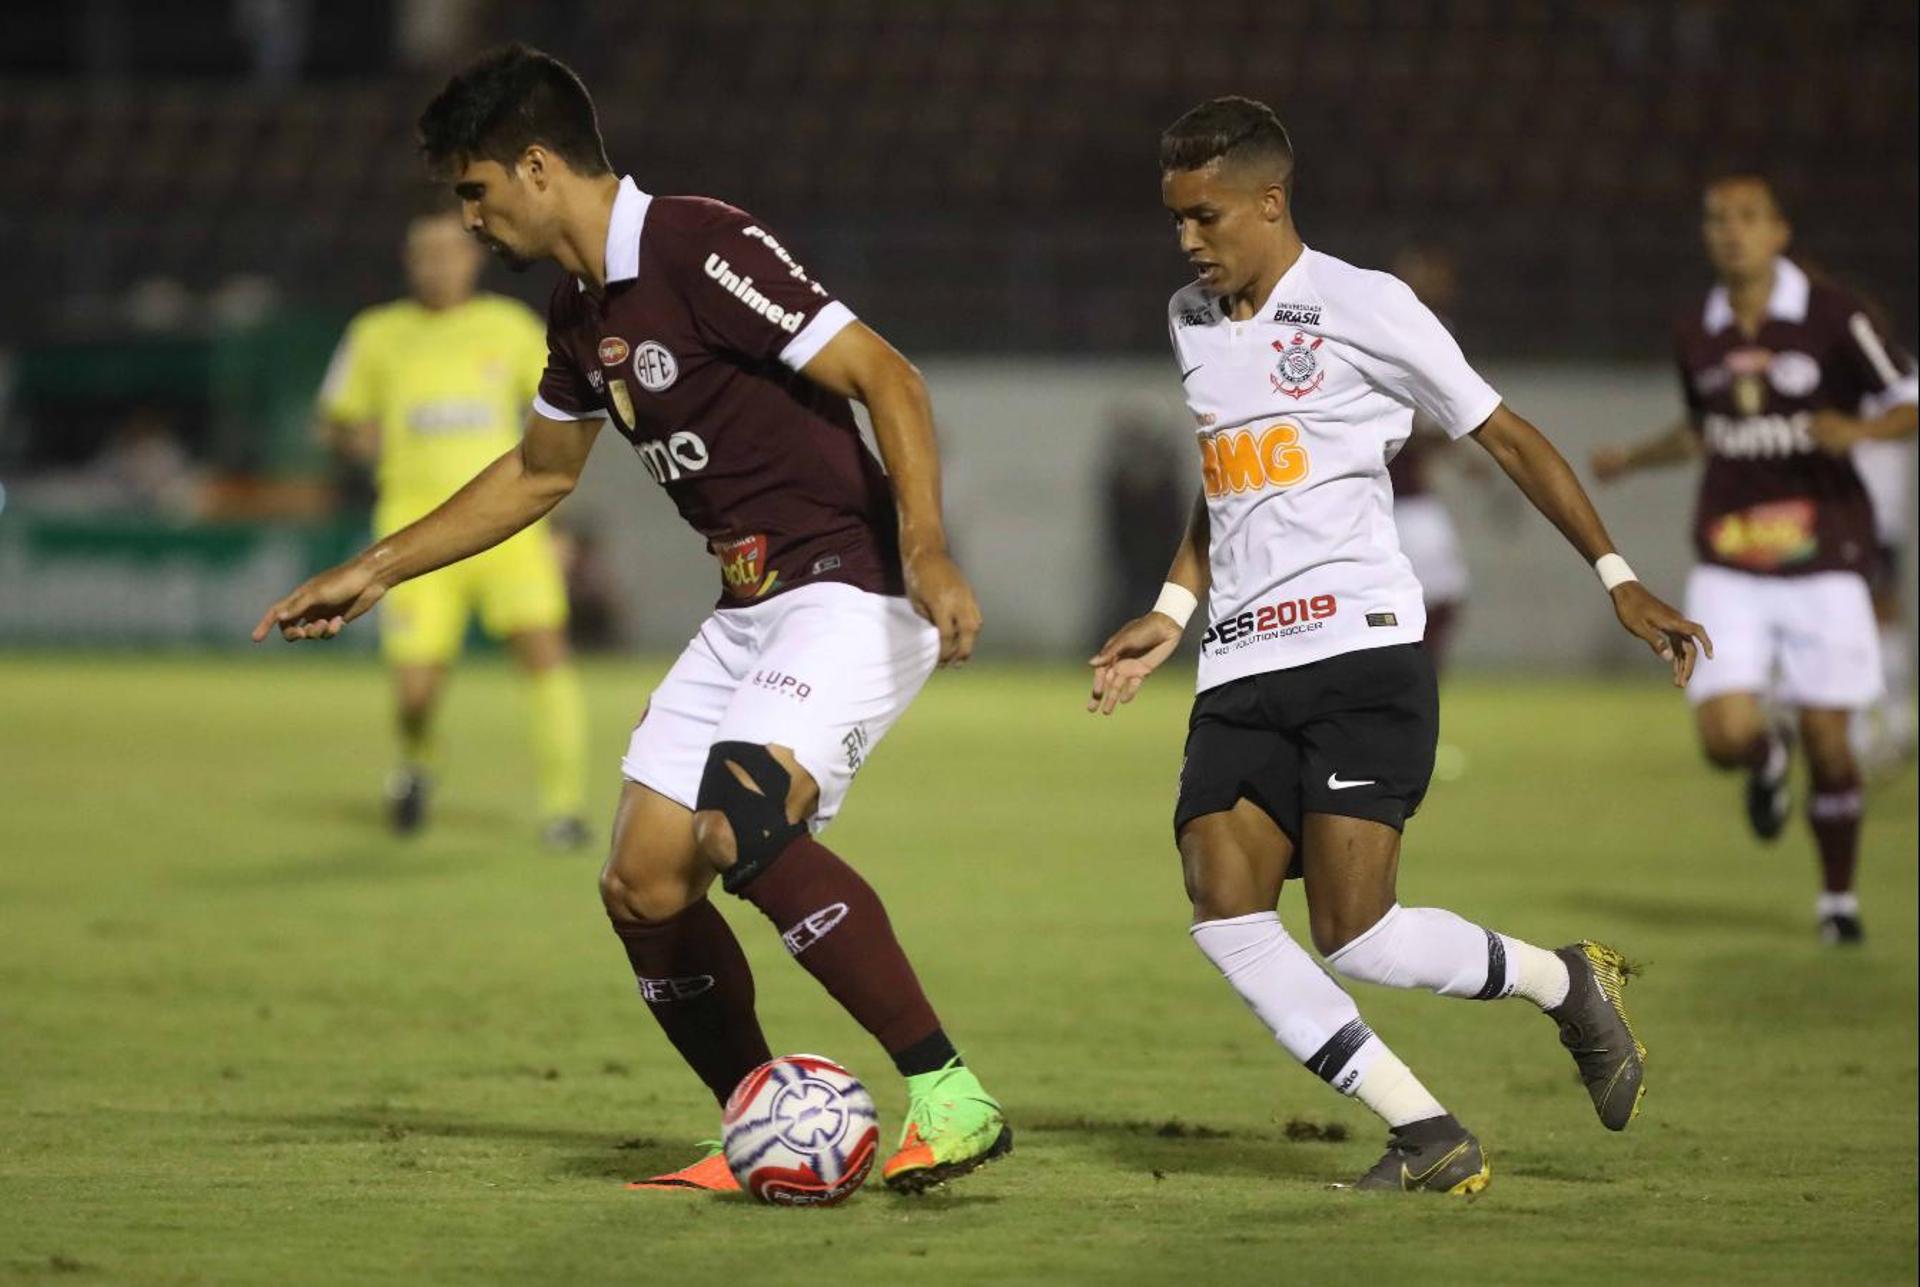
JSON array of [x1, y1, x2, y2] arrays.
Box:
[[0, 0, 1913, 661]]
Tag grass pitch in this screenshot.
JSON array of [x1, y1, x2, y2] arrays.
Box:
[[1, 654, 1914, 1284]]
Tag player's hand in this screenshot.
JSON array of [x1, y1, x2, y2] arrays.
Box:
[[1609, 581, 1712, 687], [1590, 446, 1632, 484], [904, 549, 982, 666], [251, 560, 386, 643], [1087, 612, 1184, 715], [1809, 410, 1865, 456]]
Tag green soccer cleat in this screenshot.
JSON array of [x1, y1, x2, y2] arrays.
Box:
[[1344, 1114, 1490, 1195], [1548, 940, 1647, 1131], [881, 1059, 1012, 1194]]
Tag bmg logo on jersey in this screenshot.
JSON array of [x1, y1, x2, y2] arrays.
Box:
[[1199, 421, 1311, 497], [633, 430, 711, 484]]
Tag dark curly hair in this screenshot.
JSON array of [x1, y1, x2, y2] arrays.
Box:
[[1159, 96, 1294, 189], [417, 44, 611, 178]]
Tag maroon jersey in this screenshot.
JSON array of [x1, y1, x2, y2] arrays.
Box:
[[536, 178, 903, 606], [1674, 258, 1909, 577]]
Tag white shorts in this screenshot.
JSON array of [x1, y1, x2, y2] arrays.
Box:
[[1683, 564, 1883, 709], [1394, 495, 1470, 605], [621, 583, 940, 830]]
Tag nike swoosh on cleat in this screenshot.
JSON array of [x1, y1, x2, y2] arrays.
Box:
[[1180, 364, 1204, 380], [1401, 1140, 1473, 1189], [1327, 773, 1377, 790]]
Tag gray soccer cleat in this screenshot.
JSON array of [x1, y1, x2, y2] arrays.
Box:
[[1548, 941, 1646, 1131], [1344, 1114, 1489, 1195]]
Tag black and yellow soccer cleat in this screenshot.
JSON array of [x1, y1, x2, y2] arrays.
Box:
[[1344, 1115, 1489, 1195], [1548, 941, 1646, 1131]]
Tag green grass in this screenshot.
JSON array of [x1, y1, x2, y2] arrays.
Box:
[[1, 655, 1914, 1285]]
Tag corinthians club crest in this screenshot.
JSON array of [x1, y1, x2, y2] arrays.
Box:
[[1271, 331, 1324, 399]]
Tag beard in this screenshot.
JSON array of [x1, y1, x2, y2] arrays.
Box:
[[479, 234, 535, 273]]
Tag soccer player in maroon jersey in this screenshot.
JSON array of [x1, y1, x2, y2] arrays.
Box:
[[1594, 175, 1918, 945], [253, 46, 1010, 1193]]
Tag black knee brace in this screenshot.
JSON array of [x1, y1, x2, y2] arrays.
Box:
[[698, 741, 805, 893]]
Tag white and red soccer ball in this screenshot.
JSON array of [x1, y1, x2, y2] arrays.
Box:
[[722, 1054, 879, 1206]]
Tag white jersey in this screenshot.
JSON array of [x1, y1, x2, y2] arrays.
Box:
[[1853, 436, 1914, 548], [1169, 246, 1501, 692]]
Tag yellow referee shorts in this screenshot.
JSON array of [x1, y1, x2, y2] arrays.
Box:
[[376, 518, 569, 666]]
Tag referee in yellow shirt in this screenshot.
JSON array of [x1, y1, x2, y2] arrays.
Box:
[[317, 208, 588, 847]]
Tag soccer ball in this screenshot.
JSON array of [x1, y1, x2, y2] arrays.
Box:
[[722, 1054, 880, 1206]]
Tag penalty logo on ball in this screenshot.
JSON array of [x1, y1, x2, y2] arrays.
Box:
[[723, 1054, 879, 1207]]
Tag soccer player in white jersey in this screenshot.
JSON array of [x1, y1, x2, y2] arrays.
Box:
[[1089, 97, 1712, 1194], [1851, 431, 1916, 772]]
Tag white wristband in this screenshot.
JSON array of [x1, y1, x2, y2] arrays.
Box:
[[1152, 582, 1199, 628], [1594, 553, 1637, 592]]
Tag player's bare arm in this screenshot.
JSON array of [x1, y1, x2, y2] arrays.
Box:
[[1590, 419, 1700, 482], [1472, 404, 1711, 685], [1809, 401, 1919, 454], [800, 320, 982, 666], [1087, 487, 1210, 715], [252, 409, 600, 642]]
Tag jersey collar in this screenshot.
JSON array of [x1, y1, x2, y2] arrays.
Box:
[[580, 175, 653, 292], [1702, 256, 1810, 333], [1243, 245, 1314, 323]]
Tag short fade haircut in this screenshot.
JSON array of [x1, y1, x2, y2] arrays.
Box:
[[1160, 96, 1294, 188], [417, 44, 611, 178]]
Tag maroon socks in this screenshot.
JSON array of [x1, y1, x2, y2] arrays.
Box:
[[733, 835, 950, 1073], [1809, 776, 1864, 895], [613, 898, 771, 1105]]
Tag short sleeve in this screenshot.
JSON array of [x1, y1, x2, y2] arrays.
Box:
[[678, 205, 856, 371], [316, 314, 377, 423], [533, 288, 608, 422], [1349, 276, 1502, 439], [1840, 306, 1917, 408]]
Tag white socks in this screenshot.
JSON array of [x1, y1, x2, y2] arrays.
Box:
[[1817, 890, 1861, 919], [1351, 1049, 1446, 1128], [1326, 904, 1571, 1011], [1191, 912, 1445, 1127]]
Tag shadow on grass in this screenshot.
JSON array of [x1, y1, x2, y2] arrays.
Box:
[[1019, 1112, 1353, 1182], [1565, 891, 1802, 936], [247, 1108, 619, 1150], [177, 849, 476, 890], [264, 792, 526, 837], [553, 1140, 1006, 1208]]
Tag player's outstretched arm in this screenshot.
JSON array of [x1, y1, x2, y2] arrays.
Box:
[[800, 322, 982, 666], [1087, 488, 1210, 716], [1589, 419, 1698, 483], [1472, 405, 1712, 687], [251, 410, 600, 643], [1809, 401, 1919, 454]]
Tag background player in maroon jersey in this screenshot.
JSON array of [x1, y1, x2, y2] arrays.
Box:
[[252, 45, 1010, 1193], [1594, 175, 1918, 945]]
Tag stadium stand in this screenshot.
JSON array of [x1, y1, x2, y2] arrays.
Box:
[[0, 0, 1912, 355]]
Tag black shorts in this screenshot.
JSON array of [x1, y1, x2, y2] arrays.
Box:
[[1173, 643, 1439, 850]]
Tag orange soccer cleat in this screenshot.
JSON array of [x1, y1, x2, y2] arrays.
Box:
[[626, 1142, 739, 1193]]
